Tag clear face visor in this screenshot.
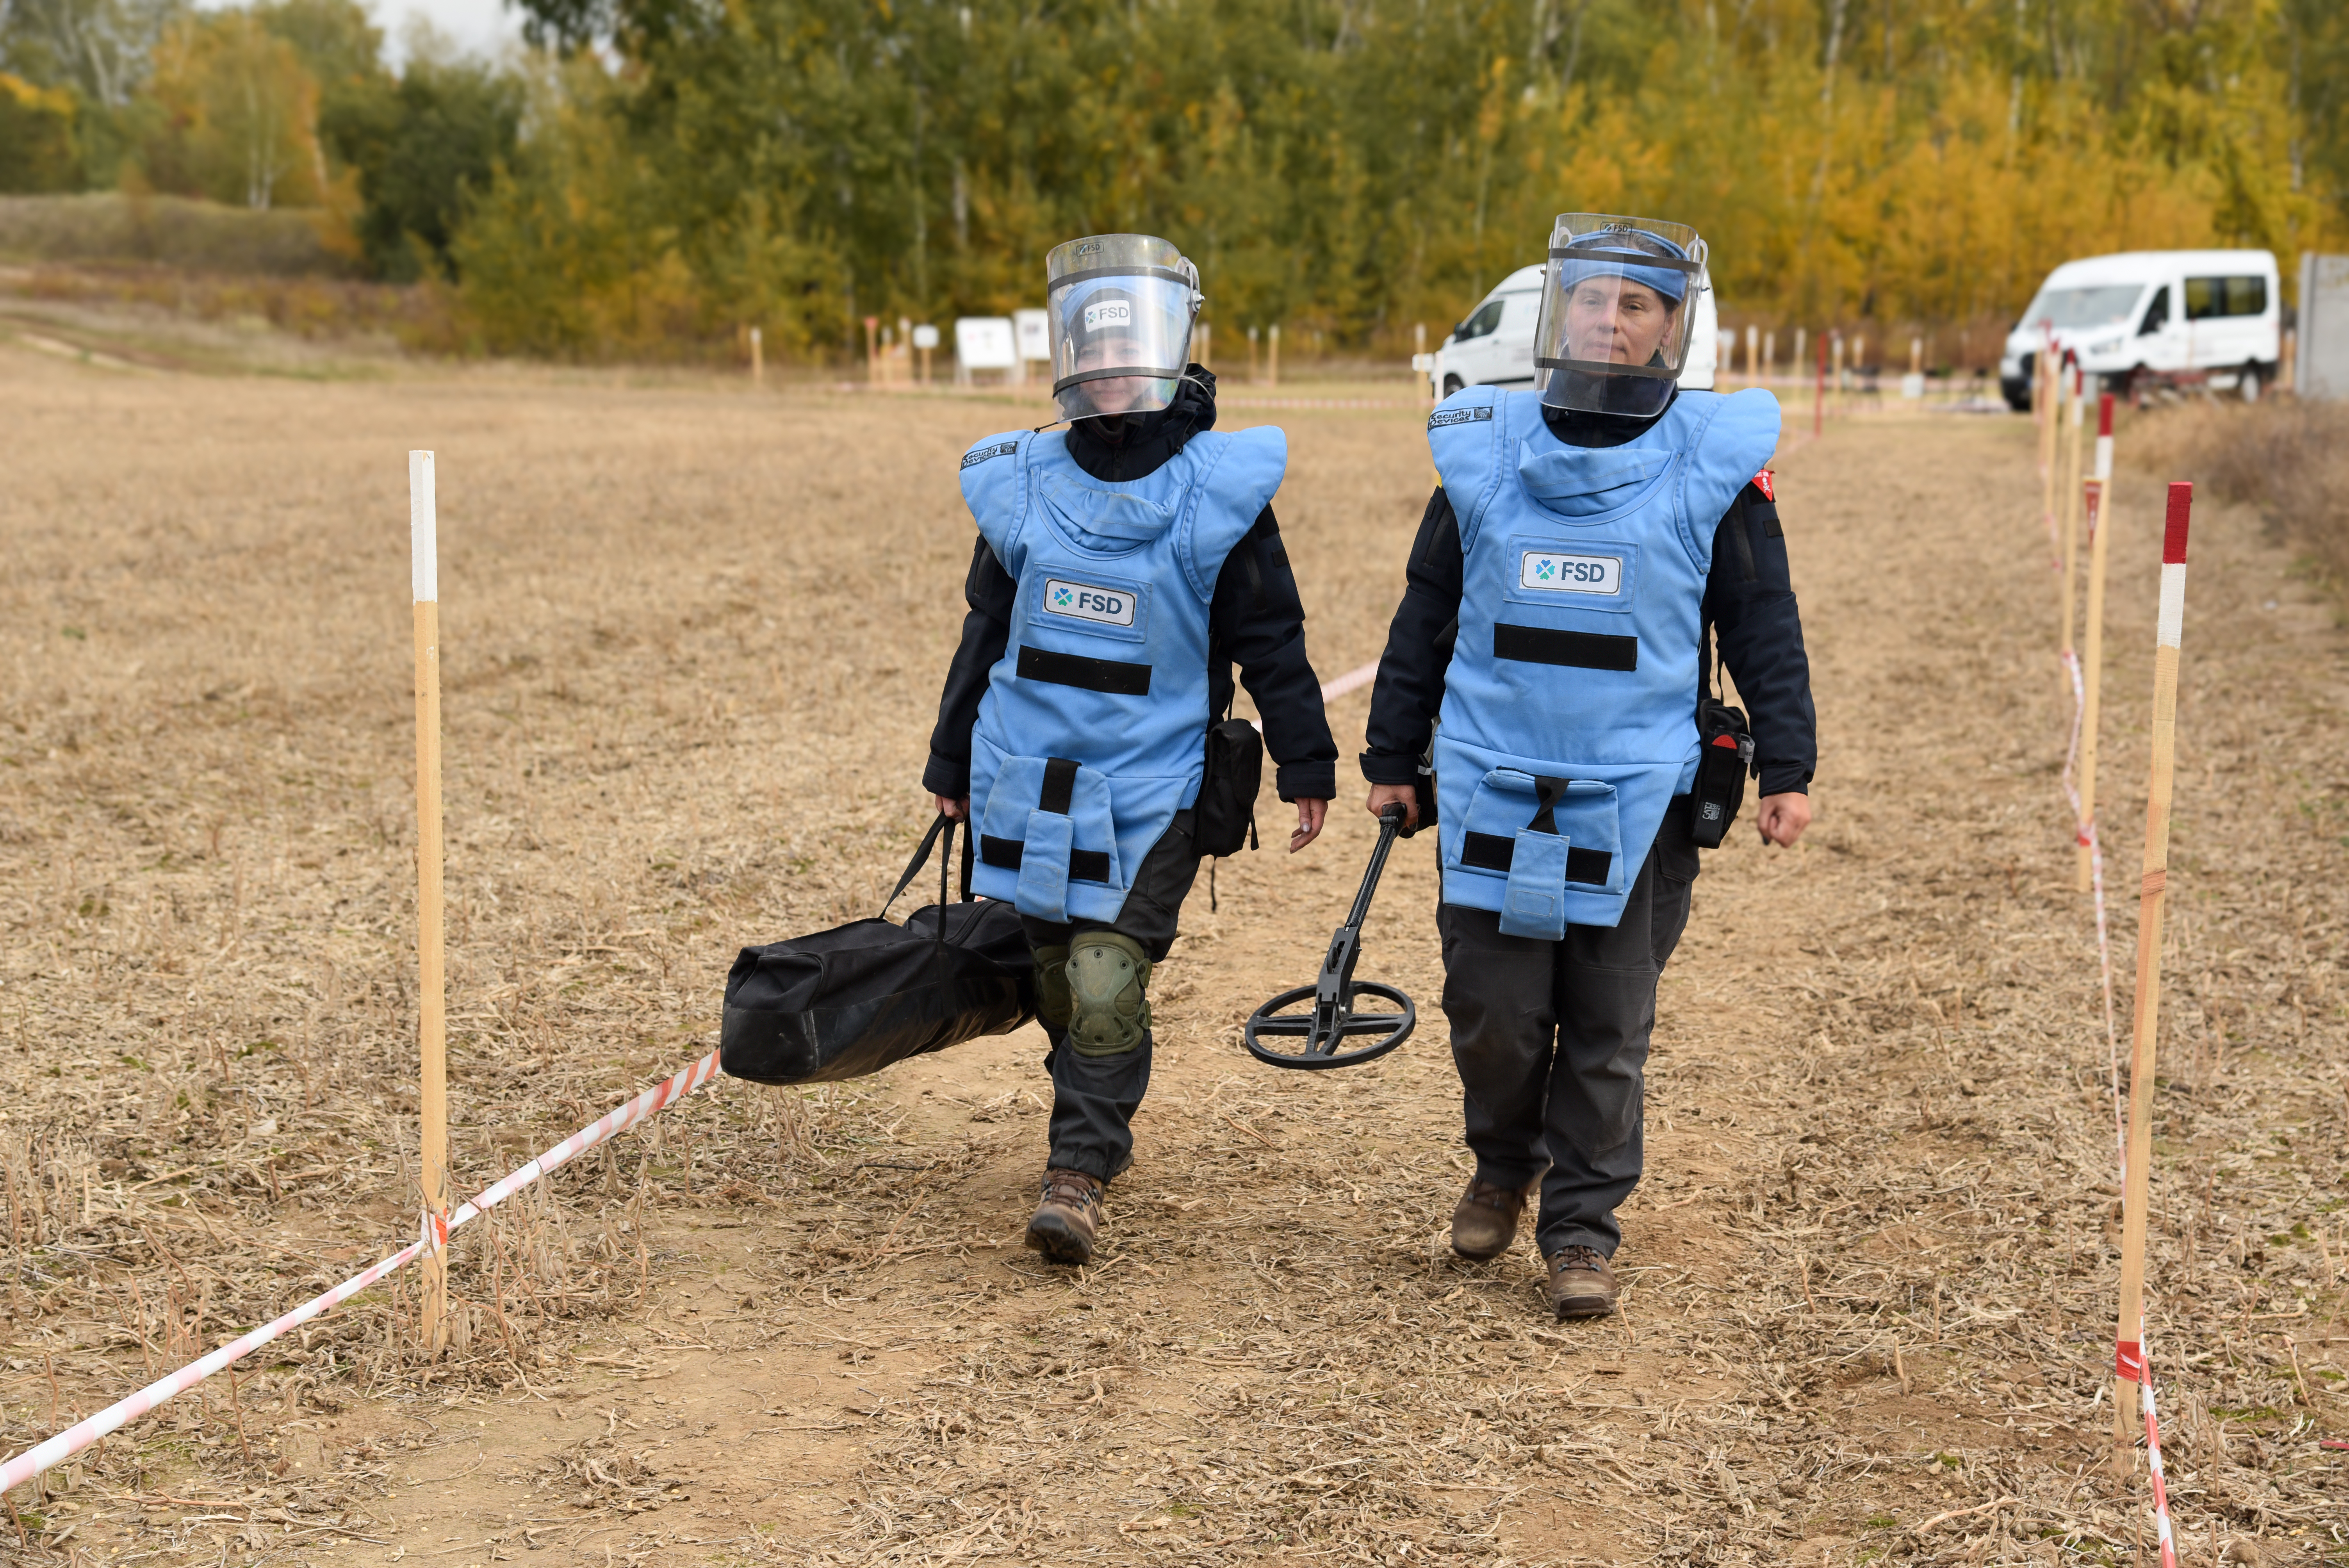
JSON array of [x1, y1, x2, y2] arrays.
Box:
[[1533, 216, 1708, 418], [1046, 233, 1201, 422]]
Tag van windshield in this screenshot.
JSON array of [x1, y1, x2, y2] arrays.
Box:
[[2018, 284, 2148, 329]]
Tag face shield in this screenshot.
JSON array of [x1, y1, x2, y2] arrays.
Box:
[[1532, 216, 1709, 418], [1046, 233, 1202, 423]]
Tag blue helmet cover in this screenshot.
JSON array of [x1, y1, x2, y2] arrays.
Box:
[[1553, 231, 1691, 304]]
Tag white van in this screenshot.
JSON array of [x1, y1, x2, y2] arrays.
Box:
[[1998, 249, 2280, 409], [1420, 264, 1721, 396]]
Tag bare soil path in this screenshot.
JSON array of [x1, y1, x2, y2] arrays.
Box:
[[0, 346, 2341, 1568]]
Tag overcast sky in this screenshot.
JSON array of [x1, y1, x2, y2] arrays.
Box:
[[366, 0, 526, 67], [197, 0, 529, 68]]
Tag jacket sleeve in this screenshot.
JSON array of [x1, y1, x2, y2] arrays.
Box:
[[922, 537, 1018, 799], [1704, 482, 1817, 796], [1359, 488, 1465, 785], [1210, 506, 1337, 802]]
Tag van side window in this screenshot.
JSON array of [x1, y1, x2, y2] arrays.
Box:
[[1456, 299, 1506, 341], [2185, 276, 2267, 319], [2139, 286, 2170, 335]]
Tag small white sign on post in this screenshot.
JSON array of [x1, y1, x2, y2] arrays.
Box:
[[955, 317, 1017, 386], [1014, 308, 1050, 362], [912, 323, 942, 352]]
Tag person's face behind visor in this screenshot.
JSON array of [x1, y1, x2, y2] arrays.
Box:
[[1565, 276, 1678, 367], [1076, 333, 1153, 417]]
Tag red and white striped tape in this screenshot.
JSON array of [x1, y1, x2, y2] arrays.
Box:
[[0, 1049, 724, 1495]]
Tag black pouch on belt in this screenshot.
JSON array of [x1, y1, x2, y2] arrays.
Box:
[[1194, 714, 1264, 859], [1690, 627, 1754, 850]]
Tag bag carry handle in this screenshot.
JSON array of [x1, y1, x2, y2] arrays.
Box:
[[879, 811, 979, 920]]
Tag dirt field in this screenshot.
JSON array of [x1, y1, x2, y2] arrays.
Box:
[[0, 343, 2342, 1568]]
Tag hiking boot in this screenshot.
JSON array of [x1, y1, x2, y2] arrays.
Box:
[[1025, 1168, 1104, 1265], [1450, 1177, 1536, 1260], [1546, 1245, 1619, 1320]]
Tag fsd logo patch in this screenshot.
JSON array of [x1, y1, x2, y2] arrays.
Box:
[[1044, 578, 1135, 627], [1520, 551, 1623, 595]]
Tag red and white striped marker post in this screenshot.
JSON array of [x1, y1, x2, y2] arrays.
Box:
[[2076, 395, 2116, 893], [410, 452, 451, 1356], [2112, 485, 2192, 1515]]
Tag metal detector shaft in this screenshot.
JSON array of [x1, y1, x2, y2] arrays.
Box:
[[1304, 805, 1408, 1054]]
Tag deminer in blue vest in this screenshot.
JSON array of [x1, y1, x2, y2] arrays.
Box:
[[1362, 215, 1818, 1319], [926, 233, 1338, 1265]]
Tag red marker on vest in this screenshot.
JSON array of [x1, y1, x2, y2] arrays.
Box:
[[1752, 469, 1775, 502]]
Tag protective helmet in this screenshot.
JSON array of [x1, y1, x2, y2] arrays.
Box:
[[1532, 214, 1710, 418], [1046, 233, 1202, 423]]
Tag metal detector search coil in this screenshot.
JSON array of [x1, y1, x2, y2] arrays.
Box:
[[1244, 804, 1416, 1069]]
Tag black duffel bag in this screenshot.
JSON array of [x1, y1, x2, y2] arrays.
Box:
[[719, 814, 1036, 1085]]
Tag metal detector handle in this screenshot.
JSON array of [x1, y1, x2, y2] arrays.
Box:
[[1308, 805, 1409, 1053]]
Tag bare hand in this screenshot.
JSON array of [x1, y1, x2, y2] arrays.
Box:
[[1290, 798, 1328, 852], [933, 794, 969, 821], [1756, 792, 1810, 846], [1365, 782, 1419, 831]]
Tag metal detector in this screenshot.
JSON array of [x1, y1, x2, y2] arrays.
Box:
[[1243, 804, 1417, 1070]]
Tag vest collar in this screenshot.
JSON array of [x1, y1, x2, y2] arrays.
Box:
[[1033, 439, 1192, 549], [1513, 404, 1678, 519]]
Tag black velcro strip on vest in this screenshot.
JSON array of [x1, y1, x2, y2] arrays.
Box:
[[1039, 757, 1079, 814], [1017, 644, 1153, 696], [977, 835, 1110, 883], [1460, 831, 1613, 886], [1493, 624, 1639, 672]]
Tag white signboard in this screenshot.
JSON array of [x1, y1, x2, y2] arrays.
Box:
[[912, 323, 942, 352], [954, 316, 1014, 370], [2297, 253, 2349, 400], [1014, 308, 1051, 362]]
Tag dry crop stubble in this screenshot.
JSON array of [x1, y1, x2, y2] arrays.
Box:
[[0, 347, 2341, 1568]]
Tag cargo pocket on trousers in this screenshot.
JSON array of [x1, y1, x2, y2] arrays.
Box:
[[1557, 965, 1652, 1159]]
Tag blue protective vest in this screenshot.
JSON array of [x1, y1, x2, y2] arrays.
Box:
[[1428, 385, 1780, 935], [959, 423, 1286, 923]]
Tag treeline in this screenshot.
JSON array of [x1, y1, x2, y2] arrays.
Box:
[[6, 0, 2346, 364], [0, 0, 515, 280]]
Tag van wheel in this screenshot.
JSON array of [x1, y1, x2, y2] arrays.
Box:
[[2239, 362, 2261, 403], [1442, 374, 1464, 397]]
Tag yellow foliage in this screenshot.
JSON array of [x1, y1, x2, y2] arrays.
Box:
[[143, 12, 328, 211]]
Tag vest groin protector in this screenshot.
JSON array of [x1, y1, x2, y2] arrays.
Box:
[[1533, 214, 1707, 420], [1428, 383, 1780, 934], [1046, 234, 1203, 424], [959, 423, 1286, 924]]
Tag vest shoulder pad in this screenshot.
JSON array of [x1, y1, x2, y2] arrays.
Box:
[[1425, 385, 1518, 552], [1173, 425, 1288, 602], [957, 429, 1036, 569], [1672, 388, 1782, 571]]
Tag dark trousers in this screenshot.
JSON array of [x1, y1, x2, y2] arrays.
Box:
[[1436, 802, 1699, 1258], [1019, 810, 1200, 1183]]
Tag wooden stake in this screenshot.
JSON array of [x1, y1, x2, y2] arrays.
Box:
[[749, 326, 764, 388], [2078, 394, 2116, 892], [1268, 323, 1281, 389], [2112, 483, 2195, 1468], [409, 451, 450, 1360], [1813, 329, 1825, 437]]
